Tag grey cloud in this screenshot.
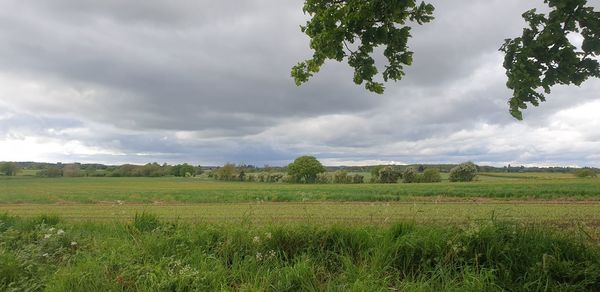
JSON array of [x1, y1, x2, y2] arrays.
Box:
[[0, 0, 599, 166]]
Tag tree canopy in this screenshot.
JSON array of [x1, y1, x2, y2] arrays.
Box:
[[293, 0, 600, 119], [501, 0, 600, 119], [287, 156, 326, 183]]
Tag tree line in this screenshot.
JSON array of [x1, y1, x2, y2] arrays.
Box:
[[2, 160, 597, 180], [4, 162, 203, 178], [209, 156, 479, 184]]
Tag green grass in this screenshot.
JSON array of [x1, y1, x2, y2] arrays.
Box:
[[2, 174, 600, 290], [1, 174, 599, 204], [1, 214, 599, 291], [1, 202, 600, 228]]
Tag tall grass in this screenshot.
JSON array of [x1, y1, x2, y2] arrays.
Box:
[[1, 213, 599, 290]]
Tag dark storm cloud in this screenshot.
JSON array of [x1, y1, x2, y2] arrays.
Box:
[[0, 0, 375, 133], [0, 0, 599, 166]]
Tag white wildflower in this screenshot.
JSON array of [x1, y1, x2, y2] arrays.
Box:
[[255, 252, 263, 261], [267, 250, 276, 259], [48, 227, 56, 232], [70, 241, 78, 246], [265, 232, 272, 240], [253, 236, 261, 244], [57, 229, 65, 235], [44, 234, 52, 239]]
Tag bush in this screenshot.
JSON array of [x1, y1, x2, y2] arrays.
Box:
[[351, 174, 364, 184], [422, 168, 442, 183], [266, 173, 285, 183], [449, 162, 478, 182], [574, 169, 597, 178], [402, 167, 419, 183], [172, 164, 196, 177], [377, 166, 401, 183], [215, 164, 238, 181], [0, 162, 19, 176], [333, 171, 351, 184], [37, 167, 63, 178], [62, 164, 81, 177], [315, 173, 332, 184]]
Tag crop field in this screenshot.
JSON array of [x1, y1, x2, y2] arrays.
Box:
[[2, 174, 600, 290], [1, 173, 600, 204]]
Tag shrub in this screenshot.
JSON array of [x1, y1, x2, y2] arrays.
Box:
[[172, 164, 196, 177], [215, 164, 238, 181], [266, 173, 285, 183], [449, 162, 478, 182], [574, 169, 597, 178], [62, 164, 81, 177], [422, 168, 442, 183], [315, 173, 332, 184], [37, 167, 63, 178], [377, 166, 401, 183], [402, 167, 419, 183], [351, 174, 364, 184], [333, 171, 351, 184], [369, 166, 384, 183], [0, 162, 19, 176], [281, 174, 295, 183]]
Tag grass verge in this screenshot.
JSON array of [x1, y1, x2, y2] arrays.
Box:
[[1, 213, 599, 291]]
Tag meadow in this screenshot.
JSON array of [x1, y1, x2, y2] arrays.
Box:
[[1, 173, 600, 290], [1, 173, 600, 204]]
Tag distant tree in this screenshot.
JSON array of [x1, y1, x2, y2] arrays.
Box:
[[194, 165, 204, 176], [574, 169, 597, 178], [37, 167, 63, 177], [62, 164, 81, 177], [0, 162, 19, 176], [215, 163, 238, 181], [378, 166, 401, 183], [449, 162, 478, 182], [422, 168, 442, 183], [402, 167, 419, 183], [172, 163, 196, 177], [369, 165, 384, 183], [238, 170, 246, 181], [287, 156, 326, 183]]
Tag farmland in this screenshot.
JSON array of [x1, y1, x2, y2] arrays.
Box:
[[2, 173, 600, 204], [2, 174, 600, 290]]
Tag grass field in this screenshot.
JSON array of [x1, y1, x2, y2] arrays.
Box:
[[2, 174, 600, 290], [1, 173, 600, 204]]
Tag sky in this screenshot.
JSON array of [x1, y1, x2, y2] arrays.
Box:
[[0, 0, 599, 167]]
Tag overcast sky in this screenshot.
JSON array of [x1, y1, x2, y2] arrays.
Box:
[[1, 0, 599, 167]]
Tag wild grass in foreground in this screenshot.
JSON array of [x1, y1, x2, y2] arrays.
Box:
[[1, 213, 599, 291]]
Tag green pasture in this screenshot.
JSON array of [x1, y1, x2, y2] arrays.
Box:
[[1, 174, 599, 204]]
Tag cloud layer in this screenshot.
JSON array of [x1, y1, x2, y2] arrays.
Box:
[[1, 0, 599, 166]]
